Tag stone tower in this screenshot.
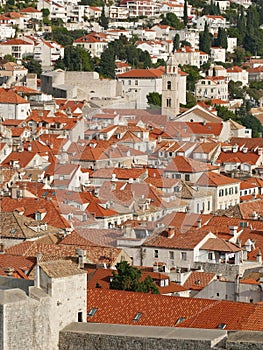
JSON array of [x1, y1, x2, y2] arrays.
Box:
[[161, 54, 180, 118]]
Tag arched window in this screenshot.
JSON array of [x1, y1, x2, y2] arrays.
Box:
[[167, 81, 171, 90], [166, 98, 171, 107]]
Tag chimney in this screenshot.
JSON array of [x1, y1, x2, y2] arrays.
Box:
[[257, 249, 262, 264], [11, 185, 18, 199], [243, 147, 248, 154], [76, 249, 86, 269], [4, 267, 14, 277], [35, 252, 42, 288], [28, 143, 32, 152], [230, 226, 238, 236]]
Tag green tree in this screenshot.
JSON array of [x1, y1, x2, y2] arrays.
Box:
[[199, 22, 212, 54], [183, 0, 188, 26], [232, 46, 246, 65], [147, 92, 162, 110], [173, 34, 180, 53], [98, 48, 115, 78], [181, 64, 201, 91], [217, 27, 227, 49], [183, 91, 197, 108], [228, 80, 245, 99], [239, 113, 263, 137], [216, 105, 238, 121], [110, 261, 159, 294], [99, 6, 109, 30], [161, 12, 185, 29], [22, 57, 42, 77], [236, 7, 246, 44], [4, 54, 16, 62], [61, 46, 94, 71]]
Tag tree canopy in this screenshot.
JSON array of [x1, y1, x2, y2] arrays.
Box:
[[22, 57, 42, 77], [54, 46, 94, 71], [110, 261, 160, 294], [160, 13, 185, 29]]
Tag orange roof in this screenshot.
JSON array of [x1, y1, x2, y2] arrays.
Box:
[[183, 271, 216, 291], [20, 7, 41, 12], [0, 88, 29, 104], [165, 156, 218, 173], [117, 67, 164, 79], [86, 288, 263, 331], [197, 171, 240, 187]]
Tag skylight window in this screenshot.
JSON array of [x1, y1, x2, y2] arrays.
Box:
[[10, 229, 16, 234], [133, 312, 142, 322], [175, 317, 186, 325], [87, 308, 98, 317], [217, 323, 226, 329]]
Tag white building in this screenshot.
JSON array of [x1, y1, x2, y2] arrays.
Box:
[[117, 67, 164, 109], [196, 15, 226, 34], [173, 46, 201, 68], [0, 38, 34, 61], [210, 47, 226, 63], [0, 88, 31, 120], [34, 39, 64, 67], [227, 66, 248, 86], [195, 76, 228, 101], [0, 15, 15, 39]]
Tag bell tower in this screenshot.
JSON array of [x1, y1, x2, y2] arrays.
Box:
[[162, 54, 180, 118]]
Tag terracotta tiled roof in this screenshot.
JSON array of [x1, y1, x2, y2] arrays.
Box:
[[196, 171, 240, 187], [20, 7, 41, 12], [230, 138, 263, 151], [1, 39, 31, 45], [40, 260, 86, 278], [165, 156, 218, 173], [200, 238, 241, 252], [86, 288, 263, 330], [117, 67, 164, 79], [183, 271, 216, 291], [1, 197, 71, 229], [0, 88, 29, 104], [217, 151, 260, 165], [143, 228, 210, 249]]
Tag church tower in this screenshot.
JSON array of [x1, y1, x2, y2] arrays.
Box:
[[162, 54, 180, 118]]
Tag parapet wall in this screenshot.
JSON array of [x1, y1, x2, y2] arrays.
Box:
[[59, 323, 263, 350], [59, 323, 227, 350]]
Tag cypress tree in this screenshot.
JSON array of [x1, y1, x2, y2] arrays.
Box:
[[173, 34, 180, 52], [199, 22, 212, 54]]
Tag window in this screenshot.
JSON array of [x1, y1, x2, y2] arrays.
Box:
[[235, 187, 238, 194], [208, 252, 213, 260], [133, 312, 142, 321], [135, 80, 138, 86], [87, 308, 98, 317], [128, 80, 131, 85], [169, 251, 174, 260], [225, 188, 228, 196], [166, 98, 171, 108], [181, 252, 187, 261], [208, 201, 210, 211], [154, 250, 159, 258], [185, 174, 190, 181], [219, 189, 224, 197], [167, 80, 171, 90]]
